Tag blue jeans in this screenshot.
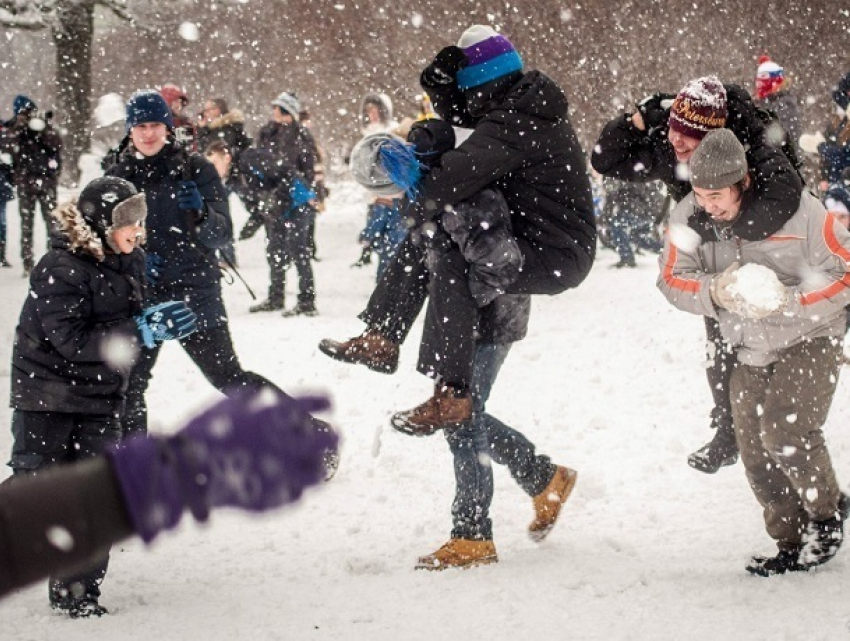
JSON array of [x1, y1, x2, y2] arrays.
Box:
[[609, 209, 662, 263], [445, 343, 555, 541]]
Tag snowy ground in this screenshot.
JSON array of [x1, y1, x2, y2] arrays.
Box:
[[1, 179, 849, 640]]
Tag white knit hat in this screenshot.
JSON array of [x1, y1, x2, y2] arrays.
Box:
[[271, 92, 301, 118]]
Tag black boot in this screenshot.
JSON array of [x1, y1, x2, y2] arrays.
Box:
[[799, 514, 844, 568], [0, 242, 11, 268], [282, 301, 318, 317], [746, 548, 806, 577], [688, 418, 739, 474], [249, 298, 285, 313]]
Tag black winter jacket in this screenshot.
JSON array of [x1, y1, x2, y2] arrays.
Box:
[[420, 70, 596, 283], [107, 141, 232, 330], [5, 118, 62, 193], [11, 235, 145, 415], [196, 110, 252, 160], [255, 121, 317, 184], [591, 84, 803, 239]]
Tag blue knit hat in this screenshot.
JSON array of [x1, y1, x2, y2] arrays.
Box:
[[12, 94, 36, 116], [455, 26, 523, 91], [125, 90, 174, 132]]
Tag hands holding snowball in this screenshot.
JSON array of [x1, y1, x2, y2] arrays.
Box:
[[710, 262, 790, 319]]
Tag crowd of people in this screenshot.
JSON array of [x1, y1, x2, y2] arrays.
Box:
[[0, 24, 849, 620]]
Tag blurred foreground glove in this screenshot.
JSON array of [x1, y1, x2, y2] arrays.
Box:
[[145, 253, 164, 285], [106, 391, 338, 543], [635, 92, 676, 131], [135, 300, 198, 348], [709, 262, 744, 314], [422, 46, 467, 86], [351, 246, 372, 268], [178, 180, 205, 222]]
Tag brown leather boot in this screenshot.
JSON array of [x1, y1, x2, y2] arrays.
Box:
[[415, 539, 498, 571], [529, 466, 577, 542], [390, 385, 472, 436], [318, 330, 399, 374]]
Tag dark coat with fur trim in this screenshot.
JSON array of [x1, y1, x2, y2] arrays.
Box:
[[591, 84, 803, 240], [107, 141, 232, 329], [196, 109, 252, 159], [11, 205, 145, 415], [255, 121, 318, 184]]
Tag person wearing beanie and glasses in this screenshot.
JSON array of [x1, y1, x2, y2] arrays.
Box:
[[5, 176, 198, 617], [659, 129, 849, 576], [592, 76, 803, 475], [249, 91, 320, 316], [105, 91, 302, 444], [322, 25, 594, 425]]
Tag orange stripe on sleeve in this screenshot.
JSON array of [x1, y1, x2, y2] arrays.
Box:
[[800, 273, 850, 306], [662, 243, 701, 293], [799, 216, 850, 305], [823, 213, 850, 262]]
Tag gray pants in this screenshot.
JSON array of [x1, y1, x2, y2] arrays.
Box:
[[730, 337, 842, 549]]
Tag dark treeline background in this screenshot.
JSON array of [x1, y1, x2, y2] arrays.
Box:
[[2, 0, 849, 177]]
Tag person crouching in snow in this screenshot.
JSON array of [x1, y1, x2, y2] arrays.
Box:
[[658, 129, 849, 576], [6, 176, 197, 617], [344, 118, 577, 570]]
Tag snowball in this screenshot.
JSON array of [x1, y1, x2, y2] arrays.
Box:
[[410, 12, 423, 28], [668, 222, 701, 253], [94, 93, 126, 128], [727, 263, 785, 313], [100, 333, 139, 371], [674, 161, 690, 181], [46, 525, 74, 552], [178, 22, 200, 42]]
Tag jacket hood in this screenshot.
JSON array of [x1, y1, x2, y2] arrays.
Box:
[[207, 109, 245, 130], [360, 93, 394, 127], [499, 70, 568, 122]]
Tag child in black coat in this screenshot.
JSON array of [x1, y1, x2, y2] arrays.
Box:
[[7, 176, 196, 618]]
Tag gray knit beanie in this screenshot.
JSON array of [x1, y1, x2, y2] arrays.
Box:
[[689, 128, 748, 189]]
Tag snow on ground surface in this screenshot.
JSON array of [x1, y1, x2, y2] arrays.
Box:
[[1, 180, 849, 640]]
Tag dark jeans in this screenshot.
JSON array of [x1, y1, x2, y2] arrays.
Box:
[[121, 323, 282, 437], [608, 209, 661, 263], [704, 316, 736, 433], [361, 234, 591, 387], [18, 186, 56, 269], [447, 343, 555, 540], [266, 207, 316, 305], [7, 410, 121, 602]]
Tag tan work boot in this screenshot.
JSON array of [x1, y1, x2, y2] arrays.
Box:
[[318, 330, 399, 374], [529, 466, 578, 542], [390, 385, 472, 436], [415, 539, 498, 571]]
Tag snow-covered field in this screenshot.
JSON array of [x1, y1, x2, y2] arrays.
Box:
[[1, 180, 849, 639]]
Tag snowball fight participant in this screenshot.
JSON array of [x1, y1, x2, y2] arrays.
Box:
[[3, 94, 63, 275], [592, 75, 803, 474], [753, 55, 802, 157], [320, 25, 595, 435], [106, 91, 285, 438], [599, 177, 664, 268], [0, 391, 337, 602], [251, 91, 320, 316], [800, 70, 850, 191], [5, 176, 198, 617], [159, 83, 195, 150], [0, 124, 13, 267], [658, 129, 849, 576]]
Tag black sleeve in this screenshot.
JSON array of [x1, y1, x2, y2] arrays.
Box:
[[591, 114, 678, 186], [0, 458, 134, 599], [420, 67, 479, 129]]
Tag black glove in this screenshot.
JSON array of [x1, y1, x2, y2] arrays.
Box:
[[351, 246, 372, 268], [421, 46, 468, 87], [635, 92, 676, 131]]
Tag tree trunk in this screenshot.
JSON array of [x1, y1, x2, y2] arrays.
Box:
[[52, 1, 95, 187]]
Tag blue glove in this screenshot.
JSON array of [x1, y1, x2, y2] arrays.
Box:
[[178, 180, 204, 212], [135, 301, 198, 348], [145, 253, 164, 285]]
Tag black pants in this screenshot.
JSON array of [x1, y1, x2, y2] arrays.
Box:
[[121, 323, 282, 437], [265, 207, 316, 306], [18, 186, 57, 269], [360, 234, 593, 387], [8, 410, 121, 603], [704, 316, 736, 432]]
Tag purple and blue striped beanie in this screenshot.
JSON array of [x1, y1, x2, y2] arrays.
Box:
[[455, 25, 523, 91]]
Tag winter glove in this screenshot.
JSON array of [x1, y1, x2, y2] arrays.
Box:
[[145, 253, 164, 286], [421, 46, 468, 86], [135, 300, 198, 349], [105, 391, 338, 543], [351, 246, 372, 268], [635, 92, 676, 131], [709, 263, 745, 315], [178, 180, 206, 223]]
